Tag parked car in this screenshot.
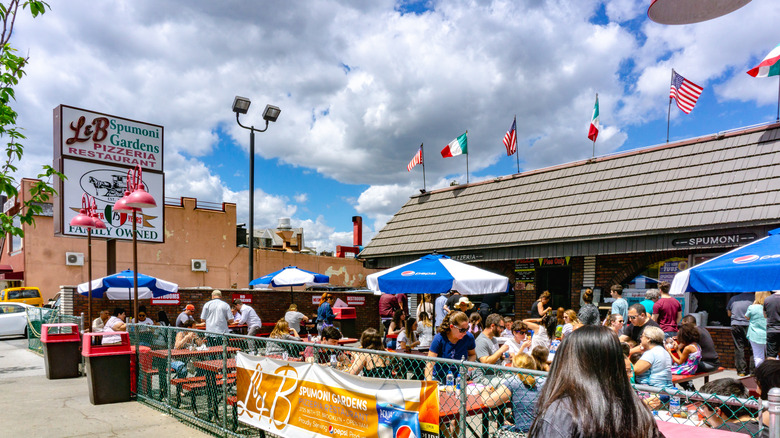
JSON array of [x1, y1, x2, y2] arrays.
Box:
[[0, 287, 43, 307], [0, 302, 32, 337], [44, 292, 61, 309]]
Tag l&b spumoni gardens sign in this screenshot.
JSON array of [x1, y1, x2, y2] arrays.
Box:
[[53, 105, 165, 243]]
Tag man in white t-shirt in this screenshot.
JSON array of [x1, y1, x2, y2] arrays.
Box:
[[232, 299, 262, 336], [201, 290, 233, 334]]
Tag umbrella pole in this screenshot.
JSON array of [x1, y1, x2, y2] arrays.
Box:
[[87, 229, 92, 331], [132, 209, 139, 324], [432, 305, 436, 337], [290, 286, 294, 305]]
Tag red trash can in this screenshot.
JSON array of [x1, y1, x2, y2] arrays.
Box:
[[41, 323, 81, 379], [81, 332, 132, 405]]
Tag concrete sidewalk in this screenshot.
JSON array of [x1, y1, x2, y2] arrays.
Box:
[[0, 337, 209, 437]]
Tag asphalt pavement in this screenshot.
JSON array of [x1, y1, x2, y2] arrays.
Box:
[[0, 336, 209, 437]]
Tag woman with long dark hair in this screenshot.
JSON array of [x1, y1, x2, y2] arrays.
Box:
[[385, 308, 406, 349], [524, 313, 558, 350], [528, 325, 663, 438], [348, 328, 392, 378], [397, 317, 420, 352]]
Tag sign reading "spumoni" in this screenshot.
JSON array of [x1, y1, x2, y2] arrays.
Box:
[[54, 105, 164, 171]]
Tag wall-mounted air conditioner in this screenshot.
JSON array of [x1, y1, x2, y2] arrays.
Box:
[[191, 259, 208, 272], [66, 252, 84, 266]]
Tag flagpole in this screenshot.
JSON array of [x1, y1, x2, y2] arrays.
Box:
[[667, 69, 673, 143], [514, 115, 519, 174], [776, 76, 779, 122], [421, 143, 426, 191], [465, 130, 469, 184], [592, 139, 595, 159]]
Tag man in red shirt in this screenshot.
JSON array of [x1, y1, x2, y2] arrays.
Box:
[[652, 281, 682, 338]]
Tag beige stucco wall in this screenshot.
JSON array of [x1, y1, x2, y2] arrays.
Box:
[[3, 179, 376, 301]]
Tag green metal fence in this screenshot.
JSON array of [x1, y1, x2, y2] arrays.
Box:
[[128, 324, 773, 438], [26, 307, 83, 354]]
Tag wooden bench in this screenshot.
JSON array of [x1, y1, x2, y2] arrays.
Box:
[[171, 373, 236, 409], [672, 367, 725, 385]]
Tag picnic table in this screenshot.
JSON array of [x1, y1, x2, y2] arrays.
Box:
[[439, 389, 506, 438], [656, 417, 746, 437], [672, 367, 725, 385], [149, 346, 239, 402], [194, 323, 248, 335]]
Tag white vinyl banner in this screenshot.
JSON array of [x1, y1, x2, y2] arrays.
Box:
[[235, 352, 440, 438]]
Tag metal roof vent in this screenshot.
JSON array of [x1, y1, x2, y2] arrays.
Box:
[[277, 217, 291, 230]]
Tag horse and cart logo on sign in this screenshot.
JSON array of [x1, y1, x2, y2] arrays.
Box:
[[86, 174, 127, 198]]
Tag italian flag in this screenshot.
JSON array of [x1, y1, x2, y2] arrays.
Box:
[[747, 43, 780, 77], [588, 95, 599, 142], [441, 132, 468, 158]]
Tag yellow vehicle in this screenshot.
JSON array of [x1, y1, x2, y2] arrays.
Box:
[[0, 287, 43, 307]]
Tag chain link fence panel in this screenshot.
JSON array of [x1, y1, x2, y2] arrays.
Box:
[[128, 324, 772, 438], [26, 307, 82, 354]]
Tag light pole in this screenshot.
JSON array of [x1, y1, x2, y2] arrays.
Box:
[[70, 194, 107, 330], [232, 96, 281, 288], [113, 165, 156, 322]]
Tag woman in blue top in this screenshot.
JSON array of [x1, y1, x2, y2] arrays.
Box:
[[633, 326, 672, 388], [316, 293, 336, 335], [424, 311, 476, 382]]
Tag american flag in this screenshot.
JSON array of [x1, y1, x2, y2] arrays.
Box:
[[670, 70, 703, 114], [407, 146, 423, 171], [503, 117, 517, 156]]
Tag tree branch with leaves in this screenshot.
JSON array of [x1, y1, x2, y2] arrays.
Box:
[[0, 0, 63, 238]]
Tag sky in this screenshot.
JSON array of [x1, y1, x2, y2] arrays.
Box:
[[10, 0, 780, 253]]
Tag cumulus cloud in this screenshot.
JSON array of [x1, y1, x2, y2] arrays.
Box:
[[8, 0, 780, 251]]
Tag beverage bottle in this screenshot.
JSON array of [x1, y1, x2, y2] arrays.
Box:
[[503, 351, 511, 365], [669, 396, 681, 417], [330, 354, 337, 368], [445, 371, 454, 389]]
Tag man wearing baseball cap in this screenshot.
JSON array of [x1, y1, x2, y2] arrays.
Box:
[[177, 304, 196, 327]]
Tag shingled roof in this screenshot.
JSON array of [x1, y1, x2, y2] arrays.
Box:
[[360, 123, 780, 264]]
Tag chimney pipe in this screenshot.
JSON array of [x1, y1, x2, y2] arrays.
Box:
[[352, 216, 362, 246]]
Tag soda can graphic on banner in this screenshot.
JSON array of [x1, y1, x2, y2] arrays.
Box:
[[377, 403, 421, 438]]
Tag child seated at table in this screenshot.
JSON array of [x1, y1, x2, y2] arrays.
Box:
[[531, 345, 550, 372], [417, 312, 434, 350], [397, 318, 420, 352], [480, 353, 545, 436]]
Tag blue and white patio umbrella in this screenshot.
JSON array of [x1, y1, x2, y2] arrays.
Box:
[[77, 269, 178, 300], [367, 254, 509, 335], [671, 228, 780, 294], [250, 266, 329, 303], [249, 266, 329, 288], [366, 254, 509, 296]]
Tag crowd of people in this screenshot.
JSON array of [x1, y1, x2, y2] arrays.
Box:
[[96, 285, 780, 437]]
